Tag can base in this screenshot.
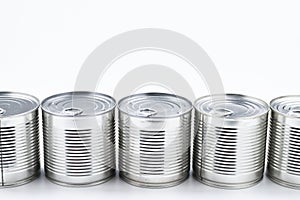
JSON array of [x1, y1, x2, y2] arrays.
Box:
[[193, 173, 263, 189], [120, 172, 189, 188], [45, 172, 115, 188], [0, 171, 40, 189], [267, 173, 300, 190]]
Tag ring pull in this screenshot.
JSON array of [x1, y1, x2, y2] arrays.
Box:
[[210, 108, 233, 117], [287, 108, 300, 117], [62, 107, 83, 116], [137, 108, 157, 117], [0, 107, 6, 116]]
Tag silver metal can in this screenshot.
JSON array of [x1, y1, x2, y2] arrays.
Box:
[[41, 91, 116, 186], [118, 93, 192, 188], [193, 94, 269, 189], [267, 95, 300, 189], [0, 92, 40, 187]]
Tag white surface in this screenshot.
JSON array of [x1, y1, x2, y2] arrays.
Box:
[[1, 0, 300, 199], [1, 174, 300, 200]]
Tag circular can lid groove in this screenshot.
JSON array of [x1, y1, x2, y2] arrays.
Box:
[[271, 95, 300, 118], [118, 92, 193, 118], [41, 91, 116, 117], [194, 94, 269, 119], [0, 92, 39, 118]]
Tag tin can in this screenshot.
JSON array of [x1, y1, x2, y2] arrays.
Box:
[[41, 91, 116, 186], [193, 94, 269, 189], [267, 95, 300, 189], [0, 92, 40, 187], [118, 93, 192, 188]]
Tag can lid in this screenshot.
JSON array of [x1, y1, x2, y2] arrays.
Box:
[[41, 91, 116, 117], [118, 93, 192, 118], [271, 95, 300, 118], [194, 94, 268, 119], [0, 92, 39, 118]]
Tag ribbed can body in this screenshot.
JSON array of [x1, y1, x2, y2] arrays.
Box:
[[0, 93, 40, 187], [43, 113, 115, 186], [119, 113, 191, 188], [42, 92, 116, 186], [267, 96, 300, 189], [193, 94, 268, 189], [118, 93, 192, 188]]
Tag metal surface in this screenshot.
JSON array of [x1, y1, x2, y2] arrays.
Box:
[[193, 94, 269, 189], [118, 93, 192, 188], [0, 92, 40, 188], [42, 91, 116, 187], [267, 95, 300, 189]]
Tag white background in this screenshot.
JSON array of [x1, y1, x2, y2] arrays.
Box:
[[1, 0, 300, 199]]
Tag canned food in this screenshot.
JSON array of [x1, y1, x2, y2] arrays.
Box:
[[118, 93, 192, 188], [41, 91, 116, 186], [267, 95, 300, 189], [0, 92, 40, 187], [193, 94, 269, 189]]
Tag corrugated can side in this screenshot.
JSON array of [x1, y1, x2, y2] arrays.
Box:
[[118, 93, 192, 188], [0, 92, 40, 188], [42, 92, 116, 186], [193, 94, 269, 189], [267, 95, 300, 189]]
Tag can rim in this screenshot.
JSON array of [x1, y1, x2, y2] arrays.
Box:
[[41, 91, 116, 117], [194, 93, 269, 120], [118, 92, 193, 119], [0, 91, 40, 119], [270, 95, 300, 118]]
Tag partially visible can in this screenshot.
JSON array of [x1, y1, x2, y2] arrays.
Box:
[[118, 93, 192, 188], [193, 94, 269, 189], [0, 92, 40, 187], [267, 95, 300, 189], [42, 91, 116, 186]]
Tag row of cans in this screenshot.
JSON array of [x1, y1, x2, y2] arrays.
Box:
[[0, 91, 300, 189]]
